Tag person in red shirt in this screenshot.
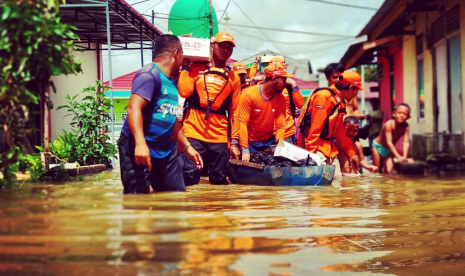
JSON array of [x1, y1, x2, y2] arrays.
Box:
[[239, 63, 291, 162], [178, 32, 241, 185], [300, 71, 362, 186]]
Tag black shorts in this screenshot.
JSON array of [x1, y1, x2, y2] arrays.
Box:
[[182, 138, 229, 185], [118, 134, 185, 193]]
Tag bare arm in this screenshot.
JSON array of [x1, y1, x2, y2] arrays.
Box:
[[127, 94, 151, 170], [402, 125, 410, 159], [356, 141, 378, 172], [351, 98, 365, 118], [172, 120, 203, 169], [384, 121, 403, 160]]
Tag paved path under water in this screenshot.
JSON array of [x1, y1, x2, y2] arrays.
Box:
[[0, 171, 464, 275]]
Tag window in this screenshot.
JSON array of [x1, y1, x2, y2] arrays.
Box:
[[416, 33, 425, 121], [121, 112, 128, 121], [106, 113, 116, 123], [417, 58, 425, 120]]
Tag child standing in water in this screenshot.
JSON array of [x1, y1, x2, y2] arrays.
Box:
[[371, 103, 411, 174], [337, 116, 378, 175]]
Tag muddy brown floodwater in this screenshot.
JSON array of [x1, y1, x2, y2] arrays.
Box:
[[0, 171, 464, 276]]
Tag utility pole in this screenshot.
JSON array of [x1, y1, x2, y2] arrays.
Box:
[[152, 10, 155, 59], [208, 0, 213, 38]]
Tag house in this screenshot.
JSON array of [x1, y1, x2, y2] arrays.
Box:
[[340, 0, 465, 150], [45, 0, 163, 147]]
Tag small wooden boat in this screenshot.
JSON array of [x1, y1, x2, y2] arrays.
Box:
[[229, 159, 335, 186]]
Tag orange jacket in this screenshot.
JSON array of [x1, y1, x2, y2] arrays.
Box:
[[178, 63, 241, 143], [278, 87, 304, 138], [301, 85, 355, 158], [239, 85, 286, 149]]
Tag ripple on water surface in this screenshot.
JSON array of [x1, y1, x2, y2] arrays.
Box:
[[0, 171, 464, 275]]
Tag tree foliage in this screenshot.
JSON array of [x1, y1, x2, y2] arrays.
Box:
[[57, 81, 117, 167], [0, 0, 82, 186]]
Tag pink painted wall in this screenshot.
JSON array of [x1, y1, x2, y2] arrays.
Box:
[[377, 46, 404, 123], [391, 46, 404, 108], [378, 53, 391, 122], [377, 46, 405, 155]]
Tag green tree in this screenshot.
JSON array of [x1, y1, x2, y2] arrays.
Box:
[[0, 0, 82, 186], [355, 65, 378, 82]]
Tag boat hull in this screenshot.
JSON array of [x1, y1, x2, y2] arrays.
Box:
[[229, 163, 335, 186]]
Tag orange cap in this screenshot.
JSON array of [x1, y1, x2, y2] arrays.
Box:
[[232, 62, 247, 74], [339, 71, 365, 91], [269, 57, 284, 65], [211, 32, 235, 47], [264, 63, 294, 78]]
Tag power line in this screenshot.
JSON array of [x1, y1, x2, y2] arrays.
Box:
[[231, 0, 285, 55], [226, 24, 352, 45], [131, 0, 151, 5], [142, 0, 166, 14], [219, 0, 232, 23], [306, 0, 378, 11], [221, 22, 354, 38]]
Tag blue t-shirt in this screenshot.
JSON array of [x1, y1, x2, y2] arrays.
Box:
[[121, 63, 178, 158]]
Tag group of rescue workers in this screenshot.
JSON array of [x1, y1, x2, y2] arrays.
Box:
[[118, 32, 407, 193]]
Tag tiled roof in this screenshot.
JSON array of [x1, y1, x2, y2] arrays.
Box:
[[103, 70, 138, 91], [293, 78, 319, 90]]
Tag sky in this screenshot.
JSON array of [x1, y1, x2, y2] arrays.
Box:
[[102, 0, 385, 81]]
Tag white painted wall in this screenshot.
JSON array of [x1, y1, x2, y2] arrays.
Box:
[[50, 43, 100, 140]]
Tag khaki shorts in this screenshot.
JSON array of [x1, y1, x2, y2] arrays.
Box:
[[317, 151, 342, 188]]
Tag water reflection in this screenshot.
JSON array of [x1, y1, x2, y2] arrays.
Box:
[[0, 172, 464, 275]]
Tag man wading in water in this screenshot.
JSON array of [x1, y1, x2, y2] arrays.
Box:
[[118, 35, 203, 193], [178, 32, 241, 185]]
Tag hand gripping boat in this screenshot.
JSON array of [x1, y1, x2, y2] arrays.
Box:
[[228, 159, 335, 186]]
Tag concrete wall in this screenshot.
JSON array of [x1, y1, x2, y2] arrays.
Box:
[[402, 33, 421, 136], [460, 2, 465, 150], [50, 43, 100, 140]]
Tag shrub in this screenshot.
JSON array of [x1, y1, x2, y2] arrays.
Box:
[[0, 0, 81, 187]]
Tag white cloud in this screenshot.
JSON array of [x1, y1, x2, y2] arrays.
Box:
[[103, 0, 383, 80]]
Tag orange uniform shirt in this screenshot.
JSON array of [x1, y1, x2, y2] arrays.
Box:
[[239, 85, 286, 149], [178, 63, 241, 143], [302, 85, 355, 158], [279, 87, 304, 138], [248, 62, 259, 78]]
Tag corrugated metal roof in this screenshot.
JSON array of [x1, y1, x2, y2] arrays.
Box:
[[357, 0, 401, 38]]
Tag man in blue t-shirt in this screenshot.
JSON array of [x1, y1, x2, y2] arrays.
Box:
[[118, 35, 203, 193]]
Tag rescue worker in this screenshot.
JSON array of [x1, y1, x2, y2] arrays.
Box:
[[231, 62, 250, 93], [266, 57, 304, 144], [299, 71, 362, 186], [239, 63, 289, 162], [178, 32, 241, 185]]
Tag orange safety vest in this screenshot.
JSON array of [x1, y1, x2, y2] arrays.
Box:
[[298, 87, 346, 146], [183, 67, 233, 121]]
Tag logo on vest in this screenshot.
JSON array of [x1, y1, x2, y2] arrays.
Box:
[[206, 75, 226, 85], [254, 109, 261, 112], [272, 109, 276, 113], [157, 103, 177, 118], [163, 88, 168, 95]]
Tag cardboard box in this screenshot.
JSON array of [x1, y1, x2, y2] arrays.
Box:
[[179, 37, 210, 62], [274, 139, 321, 166]]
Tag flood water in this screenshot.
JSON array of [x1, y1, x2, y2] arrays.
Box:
[[0, 171, 464, 276]]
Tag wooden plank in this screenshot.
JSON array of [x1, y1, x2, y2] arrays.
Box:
[[345, 45, 366, 70], [371, 0, 407, 41], [229, 159, 265, 170], [363, 35, 399, 51]]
